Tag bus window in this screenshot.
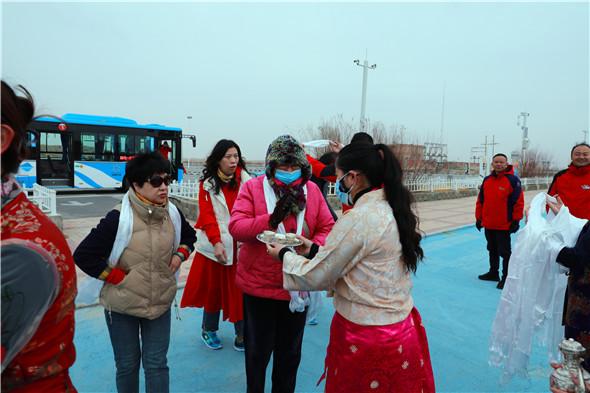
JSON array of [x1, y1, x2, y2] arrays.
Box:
[[25, 131, 39, 157], [82, 133, 115, 161], [169, 140, 176, 163], [81, 133, 96, 160], [158, 140, 173, 160], [118, 135, 134, 161], [97, 134, 114, 161], [41, 132, 67, 161], [137, 136, 154, 153]]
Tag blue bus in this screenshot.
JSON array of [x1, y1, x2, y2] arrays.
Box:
[[16, 113, 195, 189]]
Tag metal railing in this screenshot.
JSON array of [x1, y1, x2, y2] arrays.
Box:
[[521, 176, 553, 188], [27, 183, 57, 215], [170, 176, 553, 200], [326, 176, 552, 196], [404, 177, 483, 193], [169, 180, 199, 200]]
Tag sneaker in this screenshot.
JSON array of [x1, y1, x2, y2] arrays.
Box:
[[201, 331, 223, 350], [233, 335, 245, 352], [496, 279, 506, 290], [308, 317, 319, 325], [478, 271, 500, 282]]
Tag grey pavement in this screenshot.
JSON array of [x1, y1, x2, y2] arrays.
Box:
[[57, 193, 123, 220], [416, 189, 542, 235]]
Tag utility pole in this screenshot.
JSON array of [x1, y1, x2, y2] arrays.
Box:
[[471, 146, 485, 176], [490, 135, 499, 156], [517, 112, 530, 165], [480, 135, 499, 174], [439, 82, 446, 141], [482, 136, 488, 175], [354, 53, 376, 132], [583, 130, 589, 143]]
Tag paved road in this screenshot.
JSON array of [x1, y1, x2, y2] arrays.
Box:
[[71, 226, 549, 393], [57, 193, 123, 219]]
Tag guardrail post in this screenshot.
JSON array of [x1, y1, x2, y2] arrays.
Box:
[[50, 189, 57, 216]]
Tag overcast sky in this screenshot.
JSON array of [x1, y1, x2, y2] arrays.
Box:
[[2, 1, 588, 167]]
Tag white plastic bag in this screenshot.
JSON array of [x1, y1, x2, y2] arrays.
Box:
[[75, 275, 103, 307], [489, 193, 587, 380], [306, 291, 324, 322], [302, 139, 331, 148]]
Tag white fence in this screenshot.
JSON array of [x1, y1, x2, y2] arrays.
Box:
[[27, 183, 57, 215], [169, 180, 199, 200], [171, 176, 553, 200], [404, 177, 483, 193], [327, 176, 553, 196], [521, 176, 553, 188]]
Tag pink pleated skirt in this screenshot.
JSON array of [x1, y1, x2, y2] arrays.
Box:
[[320, 308, 435, 393]]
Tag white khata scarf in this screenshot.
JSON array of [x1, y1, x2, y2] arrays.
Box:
[[76, 191, 182, 306], [263, 176, 311, 313]]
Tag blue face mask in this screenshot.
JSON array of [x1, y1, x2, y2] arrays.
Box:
[[335, 172, 352, 205], [274, 169, 302, 185]]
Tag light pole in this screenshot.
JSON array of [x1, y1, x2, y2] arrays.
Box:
[[583, 130, 589, 143], [517, 112, 530, 166], [185, 115, 193, 170], [354, 56, 376, 132], [471, 146, 485, 176]]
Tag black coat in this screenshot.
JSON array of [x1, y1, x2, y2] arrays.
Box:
[[557, 221, 590, 330]]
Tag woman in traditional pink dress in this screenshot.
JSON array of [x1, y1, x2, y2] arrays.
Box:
[[267, 142, 435, 393]]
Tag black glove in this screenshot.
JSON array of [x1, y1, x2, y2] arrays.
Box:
[[269, 193, 297, 228], [509, 221, 520, 234], [476, 220, 482, 232]]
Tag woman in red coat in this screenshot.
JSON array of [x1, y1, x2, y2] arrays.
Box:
[[1, 82, 77, 392], [181, 140, 250, 351]]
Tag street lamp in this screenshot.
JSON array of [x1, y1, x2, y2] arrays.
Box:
[[517, 112, 530, 165], [354, 57, 376, 132]]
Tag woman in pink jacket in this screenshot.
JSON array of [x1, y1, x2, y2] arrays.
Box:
[[229, 135, 335, 393]]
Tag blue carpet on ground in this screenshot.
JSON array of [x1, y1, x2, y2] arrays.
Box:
[[71, 226, 550, 392]]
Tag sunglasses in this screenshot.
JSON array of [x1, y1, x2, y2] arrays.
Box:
[[148, 175, 172, 187]]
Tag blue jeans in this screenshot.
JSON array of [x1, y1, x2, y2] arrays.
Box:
[[105, 309, 171, 393]]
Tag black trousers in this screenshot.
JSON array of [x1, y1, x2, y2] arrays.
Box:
[[243, 293, 307, 393], [484, 229, 512, 278]]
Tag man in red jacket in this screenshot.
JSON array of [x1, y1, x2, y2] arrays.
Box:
[[475, 153, 524, 289], [548, 143, 590, 220]]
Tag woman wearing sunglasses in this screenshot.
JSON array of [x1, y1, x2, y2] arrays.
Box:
[[267, 143, 435, 393], [74, 152, 196, 393], [181, 139, 250, 351], [229, 135, 335, 393]]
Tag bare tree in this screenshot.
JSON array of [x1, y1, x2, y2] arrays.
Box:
[[520, 148, 555, 177], [301, 114, 354, 145]]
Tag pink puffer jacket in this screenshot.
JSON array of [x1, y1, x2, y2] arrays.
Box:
[[229, 176, 335, 300]]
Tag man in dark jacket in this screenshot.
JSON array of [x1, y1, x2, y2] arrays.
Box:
[[548, 143, 590, 220], [475, 153, 524, 289], [547, 197, 590, 373]]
